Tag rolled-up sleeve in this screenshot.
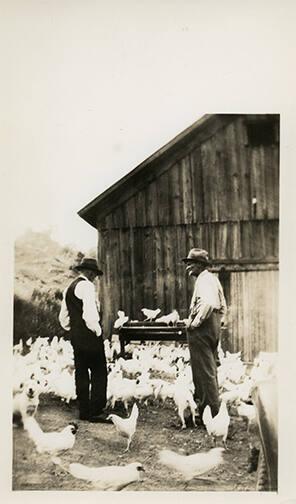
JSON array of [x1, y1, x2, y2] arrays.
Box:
[[74, 281, 102, 337]]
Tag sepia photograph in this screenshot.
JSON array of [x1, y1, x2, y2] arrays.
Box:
[[1, 0, 296, 502], [12, 113, 279, 492]]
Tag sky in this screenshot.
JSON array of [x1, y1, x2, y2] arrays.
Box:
[[3, 0, 296, 253]]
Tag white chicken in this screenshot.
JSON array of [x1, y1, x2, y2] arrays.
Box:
[[13, 379, 40, 426], [13, 339, 24, 355], [52, 457, 144, 491], [154, 381, 175, 404], [107, 402, 139, 451], [151, 358, 177, 378], [250, 352, 278, 383], [156, 310, 180, 325], [173, 375, 197, 429], [117, 356, 143, 376], [202, 401, 230, 449], [159, 447, 224, 484], [24, 416, 78, 453], [236, 400, 256, 432], [220, 387, 242, 404], [141, 308, 161, 321], [104, 339, 113, 361], [114, 310, 129, 329], [109, 377, 137, 412], [225, 350, 242, 360], [52, 367, 76, 403], [134, 375, 155, 405]]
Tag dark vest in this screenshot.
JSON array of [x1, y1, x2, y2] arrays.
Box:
[[65, 277, 100, 351]]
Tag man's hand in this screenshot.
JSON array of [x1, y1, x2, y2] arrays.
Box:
[[183, 318, 191, 329], [190, 314, 203, 329]]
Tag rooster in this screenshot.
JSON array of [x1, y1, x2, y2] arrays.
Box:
[[24, 417, 78, 453], [107, 402, 139, 451], [141, 308, 161, 321], [202, 401, 230, 449], [52, 457, 144, 490], [159, 447, 224, 486]]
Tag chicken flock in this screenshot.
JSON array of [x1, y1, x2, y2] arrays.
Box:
[[13, 309, 277, 491]]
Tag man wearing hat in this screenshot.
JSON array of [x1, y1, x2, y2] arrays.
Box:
[[59, 257, 110, 423], [182, 248, 227, 421]]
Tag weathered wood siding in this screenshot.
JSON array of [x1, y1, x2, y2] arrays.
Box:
[[227, 270, 278, 361], [98, 224, 278, 351], [99, 116, 279, 231], [96, 114, 279, 357]]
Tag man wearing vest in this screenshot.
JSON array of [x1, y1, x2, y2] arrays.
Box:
[[59, 257, 111, 423], [182, 248, 227, 421]]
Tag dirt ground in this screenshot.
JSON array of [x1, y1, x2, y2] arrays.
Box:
[[12, 393, 259, 492]]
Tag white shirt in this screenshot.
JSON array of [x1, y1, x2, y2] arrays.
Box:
[[59, 275, 102, 337], [189, 269, 227, 328]]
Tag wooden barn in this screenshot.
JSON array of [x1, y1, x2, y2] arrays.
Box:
[[78, 114, 279, 361]]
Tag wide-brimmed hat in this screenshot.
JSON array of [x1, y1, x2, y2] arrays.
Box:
[[74, 257, 103, 276], [182, 248, 210, 264]]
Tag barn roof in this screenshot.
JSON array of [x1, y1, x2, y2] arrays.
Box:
[[78, 113, 237, 228]]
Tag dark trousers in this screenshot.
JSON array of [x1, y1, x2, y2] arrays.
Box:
[[72, 339, 107, 418], [187, 312, 221, 418]]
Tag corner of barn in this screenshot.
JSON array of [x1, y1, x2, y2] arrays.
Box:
[[78, 113, 279, 361]]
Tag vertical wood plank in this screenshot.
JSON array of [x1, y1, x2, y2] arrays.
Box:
[[200, 142, 210, 221], [259, 146, 267, 219], [101, 230, 113, 337], [236, 117, 252, 220], [163, 226, 176, 312], [224, 121, 240, 220], [232, 222, 241, 259], [112, 206, 125, 228], [119, 228, 133, 318], [190, 147, 204, 222], [175, 225, 188, 319], [104, 213, 114, 229], [133, 228, 144, 318], [214, 129, 227, 221], [146, 180, 159, 226], [125, 196, 137, 227], [151, 226, 158, 308], [154, 227, 165, 312], [143, 226, 154, 309], [157, 171, 170, 225], [168, 162, 182, 225], [129, 227, 136, 319], [181, 155, 193, 223], [135, 189, 147, 227], [249, 146, 267, 220], [209, 135, 219, 221], [272, 145, 280, 218], [264, 145, 279, 219], [229, 270, 278, 360], [111, 229, 122, 309]]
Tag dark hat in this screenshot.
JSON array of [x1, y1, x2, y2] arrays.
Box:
[[75, 257, 103, 276], [182, 248, 210, 264]]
